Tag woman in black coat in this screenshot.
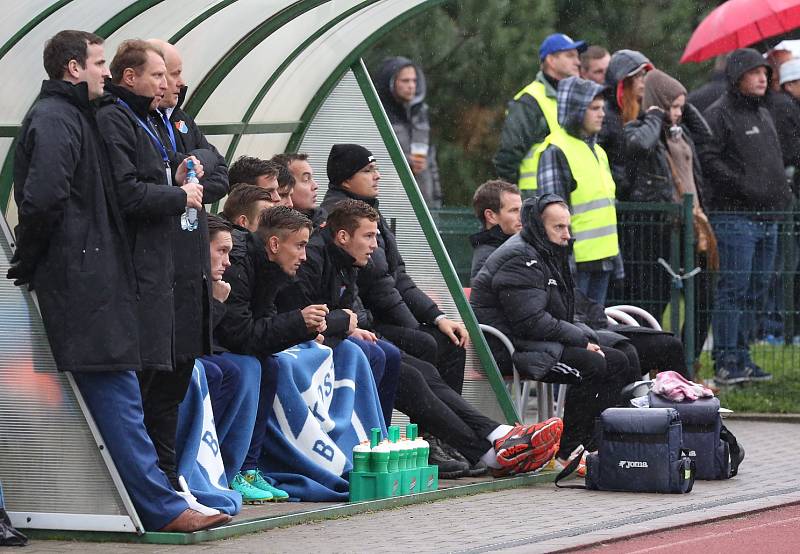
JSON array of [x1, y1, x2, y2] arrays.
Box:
[[623, 69, 717, 360]]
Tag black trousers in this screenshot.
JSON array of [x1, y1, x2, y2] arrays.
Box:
[[616, 333, 689, 378], [558, 345, 632, 459], [375, 323, 467, 394], [393, 352, 498, 465], [137, 358, 195, 490]]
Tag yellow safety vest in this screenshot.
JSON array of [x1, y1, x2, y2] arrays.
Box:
[[533, 131, 619, 263], [514, 80, 559, 191]]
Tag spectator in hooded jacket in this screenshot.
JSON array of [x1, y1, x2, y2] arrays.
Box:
[[597, 49, 653, 192], [470, 195, 634, 475], [375, 57, 442, 208], [534, 76, 620, 305], [623, 69, 717, 361], [493, 33, 586, 193], [468, 182, 688, 382], [701, 48, 793, 385]]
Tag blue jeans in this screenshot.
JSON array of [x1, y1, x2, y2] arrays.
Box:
[[347, 337, 401, 425], [710, 214, 778, 368], [201, 353, 262, 484], [72, 371, 188, 530], [575, 269, 612, 306]]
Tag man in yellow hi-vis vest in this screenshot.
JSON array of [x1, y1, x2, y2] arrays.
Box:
[[493, 33, 587, 192], [534, 76, 621, 305]]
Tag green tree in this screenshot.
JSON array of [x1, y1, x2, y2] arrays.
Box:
[[366, 0, 723, 206]]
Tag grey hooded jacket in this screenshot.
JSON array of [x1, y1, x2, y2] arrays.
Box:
[[375, 57, 442, 208]]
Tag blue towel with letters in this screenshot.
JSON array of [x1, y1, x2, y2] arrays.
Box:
[[176, 361, 244, 515], [258, 340, 386, 501]]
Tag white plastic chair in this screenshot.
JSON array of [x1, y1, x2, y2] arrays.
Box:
[[554, 305, 663, 419], [478, 324, 554, 422]]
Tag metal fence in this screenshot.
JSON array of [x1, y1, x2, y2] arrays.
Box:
[[434, 197, 800, 410]]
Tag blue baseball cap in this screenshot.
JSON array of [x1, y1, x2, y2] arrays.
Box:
[[539, 33, 587, 61]]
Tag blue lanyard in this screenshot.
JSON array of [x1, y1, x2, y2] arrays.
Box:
[[159, 109, 177, 152], [116, 98, 169, 164]]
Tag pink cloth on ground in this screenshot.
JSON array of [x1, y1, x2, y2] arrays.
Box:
[[651, 370, 714, 402]]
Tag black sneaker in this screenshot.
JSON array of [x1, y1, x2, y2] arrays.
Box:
[[745, 362, 773, 382], [439, 441, 487, 477], [715, 356, 749, 385], [426, 436, 468, 478]]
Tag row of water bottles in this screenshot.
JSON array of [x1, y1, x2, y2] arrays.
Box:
[[349, 424, 438, 501]]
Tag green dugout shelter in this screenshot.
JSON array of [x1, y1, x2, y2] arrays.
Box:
[[0, 0, 516, 536]]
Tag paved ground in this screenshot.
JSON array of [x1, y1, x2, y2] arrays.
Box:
[[17, 420, 800, 553]]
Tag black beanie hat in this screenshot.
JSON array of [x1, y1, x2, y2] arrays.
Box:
[[327, 144, 375, 187]]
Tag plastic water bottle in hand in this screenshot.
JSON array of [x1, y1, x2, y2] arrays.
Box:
[[181, 159, 199, 231]]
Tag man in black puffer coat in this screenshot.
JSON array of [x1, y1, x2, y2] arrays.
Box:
[[701, 48, 792, 385], [471, 195, 633, 467]]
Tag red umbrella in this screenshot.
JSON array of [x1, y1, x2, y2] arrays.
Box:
[[681, 0, 800, 63]]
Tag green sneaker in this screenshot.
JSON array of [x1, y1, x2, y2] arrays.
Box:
[[231, 472, 273, 504], [243, 469, 290, 501]]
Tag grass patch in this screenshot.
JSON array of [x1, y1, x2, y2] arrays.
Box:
[[694, 345, 800, 413]]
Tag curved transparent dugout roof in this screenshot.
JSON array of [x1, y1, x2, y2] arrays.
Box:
[[0, 0, 438, 219]]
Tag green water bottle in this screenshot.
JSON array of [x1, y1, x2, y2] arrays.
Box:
[[352, 441, 371, 473], [412, 424, 430, 467], [387, 427, 400, 472], [370, 428, 389, 473]]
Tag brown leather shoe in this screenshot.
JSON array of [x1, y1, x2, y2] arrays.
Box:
[[159, 509, 232, 532]]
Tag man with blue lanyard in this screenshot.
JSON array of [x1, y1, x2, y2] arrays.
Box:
[[97, 40, 210, 509]]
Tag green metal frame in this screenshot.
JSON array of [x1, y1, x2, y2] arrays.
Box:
[[94, 0, 165, 38], [286, 0, 447, 153], [0, 0, 74, 62], [25, 470, 558, 544], [182, 0, 331, 117], [168, 0, 238, 44], [681, 194, 696, 373], [351, 61, 518, 423], [223, 0, 377, 162]]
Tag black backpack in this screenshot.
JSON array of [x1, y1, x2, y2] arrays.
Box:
[[556, 408, 695, 494], [648, 393, 744, 480]]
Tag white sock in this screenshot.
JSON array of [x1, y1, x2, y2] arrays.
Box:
[[480, 425, 515, 469]]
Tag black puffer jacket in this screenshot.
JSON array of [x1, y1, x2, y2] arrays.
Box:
[[599, 50, 652, 192], [471, 195, 589, 382], [700, 48, 791, 212], [216, 229, 315, 357], [320, 186, 442, 328], [623, 111, 707, 204], [277, 226, 356, 346], [97, 82, 188, 371], [10, 80, 140, 373], [153, 86, 229, 363], [469, 225, 512, 282]]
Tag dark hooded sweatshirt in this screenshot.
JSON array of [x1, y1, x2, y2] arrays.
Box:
[[598, 49, 652, 191], [700, 48, 791, 212], [375, 57, 441, 208], [470, 195, 587, 382]]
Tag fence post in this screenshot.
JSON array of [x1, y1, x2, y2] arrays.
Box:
[[669, 207, 682, 336], [682, 194, 696, 376]]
